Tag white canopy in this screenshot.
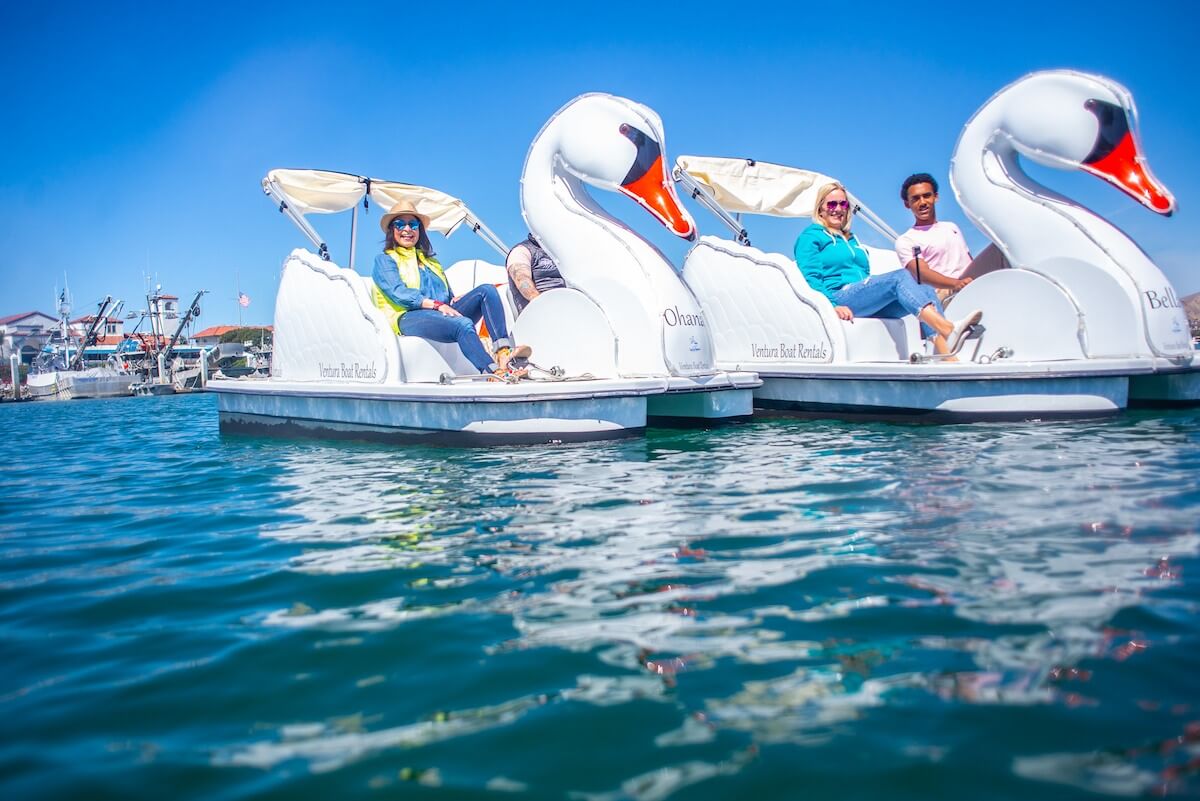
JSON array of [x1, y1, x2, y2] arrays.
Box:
[[674, 155, 901, 241], [674, 156, 838, 219], [263, 168, 472, 236]]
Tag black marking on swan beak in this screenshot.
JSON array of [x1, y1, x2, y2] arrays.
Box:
[[619, 123, 663, 186], [1083, 98, 1131, 165]]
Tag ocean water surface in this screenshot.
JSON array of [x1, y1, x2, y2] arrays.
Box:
[[2, 393, 1198, 800]]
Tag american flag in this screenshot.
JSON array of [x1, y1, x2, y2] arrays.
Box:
[[238, 292, 250, 308]]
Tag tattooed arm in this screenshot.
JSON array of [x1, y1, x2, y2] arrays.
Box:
[[506, 244, 539, 301]]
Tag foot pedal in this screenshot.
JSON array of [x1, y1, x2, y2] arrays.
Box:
[[949, 323, 985, 358]]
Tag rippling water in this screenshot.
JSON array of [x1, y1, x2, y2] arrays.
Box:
[[2, 394, 1198, 800]]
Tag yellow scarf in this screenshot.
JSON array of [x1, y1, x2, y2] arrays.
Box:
[[372, 247, 449, 333]]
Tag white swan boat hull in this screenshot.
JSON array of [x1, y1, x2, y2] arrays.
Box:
[[645, 373, 758, 420], [751, 362, 1136, 420], [210, 377, 659, 445], [1127, 362, 1200, 408]]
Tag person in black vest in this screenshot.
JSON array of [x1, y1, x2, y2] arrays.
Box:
[[506, 233, 565, 315]]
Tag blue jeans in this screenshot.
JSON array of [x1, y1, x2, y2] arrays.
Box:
[[833, 270, 943, 338], [399, 284, 513, 373]]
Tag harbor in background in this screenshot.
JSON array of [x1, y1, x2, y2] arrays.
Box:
[[2, 284, 272, 402]]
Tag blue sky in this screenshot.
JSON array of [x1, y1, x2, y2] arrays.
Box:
[[2, 1, 1197, 328]]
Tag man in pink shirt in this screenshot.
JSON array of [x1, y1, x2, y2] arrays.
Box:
[[894, 173, 974, 303]]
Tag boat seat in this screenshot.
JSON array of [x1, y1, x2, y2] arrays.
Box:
[[396, 336, 476, 382], [346, 271, 477, 381], [841, 316, 922, 361]]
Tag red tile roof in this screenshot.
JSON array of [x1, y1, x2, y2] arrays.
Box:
[[0, 310, 55, 326], [194, 325, 273, 338]]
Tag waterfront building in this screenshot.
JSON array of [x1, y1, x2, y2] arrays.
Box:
[[193, 325, 272, 349], [0, 311, 59, 363]]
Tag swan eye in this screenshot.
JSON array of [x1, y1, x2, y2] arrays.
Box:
[[618, 123, 662, 186], [1083, 98, 1131, 165]]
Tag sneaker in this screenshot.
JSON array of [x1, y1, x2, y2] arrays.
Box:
[[946, 309, 983, 353]]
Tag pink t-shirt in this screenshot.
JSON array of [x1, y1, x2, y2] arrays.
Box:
[[895, 221, 972, 279]]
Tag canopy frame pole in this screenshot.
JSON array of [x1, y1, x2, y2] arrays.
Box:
[[671, 166, 751, 246], [463, 212, 509, 258], [847, 197, 901, 242], [263, 179, 330, 260], [349, 203, 359, 271]]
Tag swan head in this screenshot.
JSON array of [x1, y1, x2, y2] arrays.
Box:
[[987, 70, 1174, 216], [544, 93, 697, 240]]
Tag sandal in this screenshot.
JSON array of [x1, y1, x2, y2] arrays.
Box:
[[496, 344, 533, 373], [489, 365, 529, 383]]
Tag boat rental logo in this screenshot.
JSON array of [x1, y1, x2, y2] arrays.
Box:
[[751, 342, 829, 360], [318, 361, 378, 380]]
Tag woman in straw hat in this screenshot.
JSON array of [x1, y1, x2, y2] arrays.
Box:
[[371, 199, 530, 378], [795, 182, 982, 358]]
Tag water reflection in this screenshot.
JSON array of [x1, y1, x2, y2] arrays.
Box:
[[241, 414, 1200, 796]]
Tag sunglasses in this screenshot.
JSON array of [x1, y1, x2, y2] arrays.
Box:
[[824, 200, 851, 212], [391, 218, 421, 231]]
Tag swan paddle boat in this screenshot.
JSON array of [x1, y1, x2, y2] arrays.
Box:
[[208, 169, 667, 445], [953, 70, 1195, 408], [671, 70, 1192, 420], [515, 93, 758, 421]]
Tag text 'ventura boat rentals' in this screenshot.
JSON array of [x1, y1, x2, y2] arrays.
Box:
[[207, 170, 662, 444], [670, 70, 1194, 420]]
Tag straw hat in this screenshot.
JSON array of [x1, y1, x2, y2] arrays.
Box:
[[379, 198, 431, 233]]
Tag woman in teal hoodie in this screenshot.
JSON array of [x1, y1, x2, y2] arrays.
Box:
[[795, 183, 981, 356]]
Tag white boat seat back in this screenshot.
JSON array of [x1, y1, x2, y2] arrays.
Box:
[[683, 237, 928, 365], [842, 317, 921, 361], [444, 258, 517, 340], [944, 268, 1086, 361], [272, 248, 481, 384], [513, 288, 618, 378], [864, 244, 903, 276], [396, 337, 476, 382], [354, 269, 476, 381], [272, 249, 403, 384], [682, 237, 842, 367]]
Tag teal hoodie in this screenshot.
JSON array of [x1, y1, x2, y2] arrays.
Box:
[[794, 223, 871, 303]]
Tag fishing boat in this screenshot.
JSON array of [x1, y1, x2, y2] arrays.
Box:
[[208, 170, 667, 444], [126, 289, 208, 396], [26, 295, 137, 401], [670, 70, 1192, 420]]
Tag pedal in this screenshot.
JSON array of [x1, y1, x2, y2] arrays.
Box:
[[949, 323, 985, 356]]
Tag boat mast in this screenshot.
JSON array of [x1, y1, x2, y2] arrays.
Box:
[[68, 296, 113, 370], [161, 290, 208, 367]]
